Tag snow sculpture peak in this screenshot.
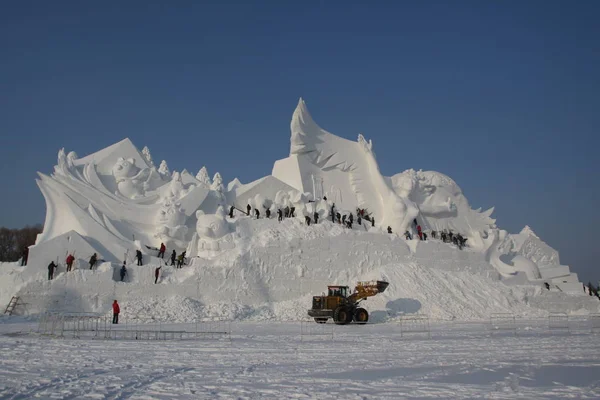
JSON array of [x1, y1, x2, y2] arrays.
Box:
[[520, 225, 539, 238], [290, 97, 321, 155], [196, 166, 211, 187], [158, 160, 170, 178]]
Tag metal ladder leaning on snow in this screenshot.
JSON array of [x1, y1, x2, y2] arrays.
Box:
[[4, 296, 20, 315]]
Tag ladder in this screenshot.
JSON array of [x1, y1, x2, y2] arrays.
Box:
[[4, 296, 20, 315]]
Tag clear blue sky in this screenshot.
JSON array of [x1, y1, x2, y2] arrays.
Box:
[[1, 1, 598, 282]]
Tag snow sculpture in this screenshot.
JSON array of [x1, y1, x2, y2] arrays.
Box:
[[154, 200, 188, 243], [141, 146, 154, 167], [158, 160, 170, 178], [273, 98, 419, 234], [112, 157, 153, 199], [196, 166, 211, 187], [195, 207, 230, 239]]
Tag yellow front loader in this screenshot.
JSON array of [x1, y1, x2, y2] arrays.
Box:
[[307, 280, 389, 324]]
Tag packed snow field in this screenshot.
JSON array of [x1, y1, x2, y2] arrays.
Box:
[[1, 319, 599, 399]]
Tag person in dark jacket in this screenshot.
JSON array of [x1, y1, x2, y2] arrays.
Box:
[[342, 215, 346, 225], [48, 261, 56, 280], [120, 262, 128, 282], [277, 209, 283, 222], [331, 204, 335, 222], [431, 230, 437, 239], [305, 215, 311, 226], [423, 232, 428, 241], [136, 250, 143, 266], [170, 250, 177, 266], [89, 253, 97, 270], [544, 282, 550, 290], [155, 266, 161, 284], [229, 206, 234, 218], [336, 213, 341, 224], [404, 231, 412, 240], [21, 247, 29, 266], [158, 243, 166, 258], [246, 204, 251, 216], [266, 208, 271, 218], [313, 212, 319, 224], [255, 208, 260, 219], [371, 216, 375, 227], [112, 300, 120, 324], [357, 215, 362, 225], [289, 207, 295, 217], [387, 226, 392, 234], [284, 206, 290, 218], [349, 213, 353, 225]]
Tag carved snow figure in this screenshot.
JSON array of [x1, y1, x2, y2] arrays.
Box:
[[195, 207, 230, 239], [112, 157, 152, 199], [196, 166, 211, 187], [154, 200, 188, 242], [193, 206, 232, 255]]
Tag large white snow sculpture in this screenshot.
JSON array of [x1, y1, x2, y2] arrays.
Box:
[[27, 100, 582, 293]]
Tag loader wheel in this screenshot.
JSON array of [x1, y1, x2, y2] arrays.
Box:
[[314, 318, 327, 324], [333, 307, 351, 325], [354, 308, 369, 324]]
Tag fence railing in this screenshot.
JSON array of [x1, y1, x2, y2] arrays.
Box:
[[37, 313, 231, 341]]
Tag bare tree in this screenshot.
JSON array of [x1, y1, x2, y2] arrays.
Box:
[[0, 224, 43, 262]]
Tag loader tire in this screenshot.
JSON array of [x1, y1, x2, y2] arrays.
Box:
[[354, 308, 369, 324], [333, 307, 352, 325]]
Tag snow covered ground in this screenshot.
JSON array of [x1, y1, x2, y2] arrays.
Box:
[[1, 318, 599, 399]]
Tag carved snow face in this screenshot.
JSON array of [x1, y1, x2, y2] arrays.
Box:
[[156, 203, 186, 227], [112, 158, 140, 181], [196, 210, 229, 239]]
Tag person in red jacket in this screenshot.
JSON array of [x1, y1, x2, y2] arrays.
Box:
[[66, 254, 75, 272], [417, 225, 423, 240], [112, 300, 120, 324], [158, 243, 166, 258]]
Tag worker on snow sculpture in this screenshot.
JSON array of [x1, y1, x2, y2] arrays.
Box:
[[89, 253, 97, 270], [305, 215, 311, 226], [255, 208, 260, 219], [48, 261, 56, 280], [417, 225, 423, 240], [387, 226, 392, 234], [404, 231, 412, 240], [120, 262, 128, 282], [277, 208, 283, 222], [246, 204, 251, 216], [154, 265, 161, 284], [112, 300, 120, 324], [290, 206, 295, 218], [66, 253, 75, 272], [169, 250, 177, 266], [336, 212, 341, 223], [229, 206, 234, 218], [158, 243, 166, 258], [21, 247, 29, 266], [266, 208, 271, 218], [136, 250, 143, 266], [314, 211, 319, 224], [423, 232, 428, 241], [331, 204, 335, 223]]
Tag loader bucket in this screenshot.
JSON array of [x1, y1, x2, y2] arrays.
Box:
[[377, 281, 389, 293]]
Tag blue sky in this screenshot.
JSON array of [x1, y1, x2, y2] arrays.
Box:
[[1, 1, 598, 282]]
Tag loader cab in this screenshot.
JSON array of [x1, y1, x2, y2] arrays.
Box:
[[328, 286, 350, 298]]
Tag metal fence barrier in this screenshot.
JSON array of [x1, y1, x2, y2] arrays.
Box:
[[548, 312, 570, 333], [490, 313, 516, 335], [399, 314, 431, 338], [300, 320, 334, 341], [38, 313, 231, 341]]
